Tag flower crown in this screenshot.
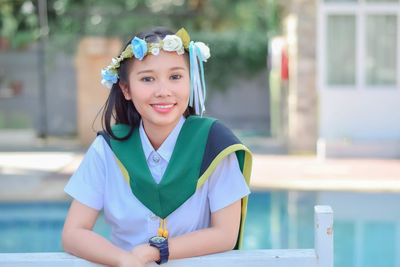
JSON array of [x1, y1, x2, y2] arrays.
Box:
[[100, 28, 211, 116], [101, 28, 210, 89]]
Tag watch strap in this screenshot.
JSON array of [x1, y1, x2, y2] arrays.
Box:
[[149, 238, 169, 264]]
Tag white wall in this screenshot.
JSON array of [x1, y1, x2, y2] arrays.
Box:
[[319, 89, 400, 141]]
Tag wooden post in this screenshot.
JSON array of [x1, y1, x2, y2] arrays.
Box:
[[315, 205, 334, 267], [75, 37, 121, 147]]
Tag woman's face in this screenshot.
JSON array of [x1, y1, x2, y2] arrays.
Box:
[[120, 50, 190, 132]]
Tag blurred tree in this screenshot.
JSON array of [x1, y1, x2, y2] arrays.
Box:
[[0, 0, 40, 48], [0, 0, 281, 88]]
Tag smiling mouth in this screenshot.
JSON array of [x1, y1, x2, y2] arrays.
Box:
[[152, 104, 175, 109], [151, 103, 176, 113]]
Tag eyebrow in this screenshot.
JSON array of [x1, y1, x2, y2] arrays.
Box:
[[170, 67, 186, 71], [136, 66, 187, 75]]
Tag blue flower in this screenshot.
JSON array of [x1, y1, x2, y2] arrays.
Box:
[[131, 37, 148, 60], [101, 69, 119, 84]]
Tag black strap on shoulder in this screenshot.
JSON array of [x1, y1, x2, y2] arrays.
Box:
[[97, 130, 111, 147], [199, 120, 241, 177]]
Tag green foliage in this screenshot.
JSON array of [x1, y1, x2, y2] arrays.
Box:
[[193, 31, 269, 90], [0, 0, 281, 89], [0, 0, 40, 48]]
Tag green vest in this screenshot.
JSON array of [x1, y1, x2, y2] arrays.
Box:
[[98, 116, 252, 249]]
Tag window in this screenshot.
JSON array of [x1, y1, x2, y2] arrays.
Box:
[[365, 15, 397, 86], [321, 2, 399, 88], [326, 15, 356, 86]]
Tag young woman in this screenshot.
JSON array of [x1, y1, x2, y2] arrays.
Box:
[[62, 27, 252, 267]]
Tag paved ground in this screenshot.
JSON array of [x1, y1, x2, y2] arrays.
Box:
[[251, 154, 400, 192], [1, 137, 400, 202]]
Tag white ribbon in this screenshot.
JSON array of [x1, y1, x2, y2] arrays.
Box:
[[189, 41, 206, 116]]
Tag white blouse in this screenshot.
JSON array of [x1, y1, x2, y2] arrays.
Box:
[[64, 116, 250, 251]]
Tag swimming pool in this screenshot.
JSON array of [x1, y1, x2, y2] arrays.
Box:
[[1, 191, 399, 267]]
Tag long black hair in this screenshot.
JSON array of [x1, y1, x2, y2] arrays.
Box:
[[101, 27, 195, 141]]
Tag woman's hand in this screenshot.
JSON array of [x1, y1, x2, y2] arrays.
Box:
[[117, 251, 146, 267], [118, 243, 159, 267], [119, 200, 241, 265], [131, 243, 160, 264]]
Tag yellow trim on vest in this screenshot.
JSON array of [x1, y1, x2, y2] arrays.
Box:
[[196, 144, 252, 190], [237, 196, 248, 249], [195, 144, 252, 250], [113, 154, 130, 186], [237, 150, 252, 249]]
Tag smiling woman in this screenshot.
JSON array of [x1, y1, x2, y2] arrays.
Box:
[[62, 26, 252, 267], [119, 51, 190, 149]]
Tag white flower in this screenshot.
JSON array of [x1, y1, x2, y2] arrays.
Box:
[[162, 35, 183, 52], [177, 48, 185, 55], [151, 47, 160, 56], [101, 79, 113, 89], [195, 42, 211, 62]]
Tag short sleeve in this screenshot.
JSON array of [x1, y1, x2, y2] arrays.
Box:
[[64, 136, 106, 210], [208, 153, 251, 213]]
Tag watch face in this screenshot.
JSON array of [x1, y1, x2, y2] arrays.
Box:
[[150, 236, 167, 244]]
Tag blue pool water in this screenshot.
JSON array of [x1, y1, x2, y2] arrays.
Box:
[[1, 191, 399, 267]]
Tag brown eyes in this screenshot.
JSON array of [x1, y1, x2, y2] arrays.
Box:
[[142, 77, 154, 82], [141, 75, 182, 82], [171, 74, 181, 80]]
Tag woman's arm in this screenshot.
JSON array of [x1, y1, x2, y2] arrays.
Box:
[[132, 199, 242, 263], [62, 200, 148, 267], [169, 199, 242, 258]]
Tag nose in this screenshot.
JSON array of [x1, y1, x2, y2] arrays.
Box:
[[154, 79, 171, 97]]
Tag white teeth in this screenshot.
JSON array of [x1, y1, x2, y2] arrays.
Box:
[[153, 104, 174, 108]]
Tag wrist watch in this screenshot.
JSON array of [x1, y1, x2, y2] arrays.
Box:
[[149, 236, 169, 265]]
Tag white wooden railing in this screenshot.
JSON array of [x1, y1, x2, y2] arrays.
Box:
[[0, 206, 333, 267]]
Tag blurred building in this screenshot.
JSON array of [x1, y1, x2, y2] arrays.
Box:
[[271, 0, 400, 158], [0, 43, 77, 144], [0, 37, 269, 147], [3, 0, 398, 157]]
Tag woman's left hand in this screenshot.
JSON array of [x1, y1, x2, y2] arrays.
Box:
[[130, 243, 160, 265], [117, 252, 146, 267]]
